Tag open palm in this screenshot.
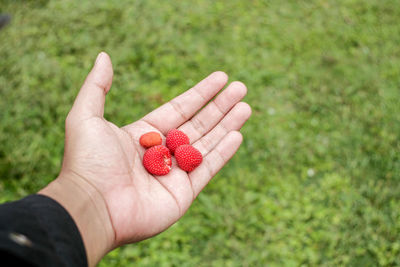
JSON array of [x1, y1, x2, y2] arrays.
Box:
[[61, 52, 251, 248]]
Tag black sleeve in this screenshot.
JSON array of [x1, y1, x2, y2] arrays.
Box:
[[0, 194, 87, 267]]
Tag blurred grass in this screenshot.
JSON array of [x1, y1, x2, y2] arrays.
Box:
[[1, 0, 400, 266]]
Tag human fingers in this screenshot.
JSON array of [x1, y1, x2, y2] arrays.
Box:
[[141, 71, 228, 134], [189, 131, 243, 197], [192, 102, 251, 156], [68, 52, 113, 120], [178, 81, 247, 143]]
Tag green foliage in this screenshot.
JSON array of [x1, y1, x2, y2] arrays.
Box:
[[1, 0, 399, 265]]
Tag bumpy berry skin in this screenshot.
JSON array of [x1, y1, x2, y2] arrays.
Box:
[[139, 132, 162, 148], [143, 145, 172, 175], [166, 129, 190, 154], [175, 144, 203, 172]]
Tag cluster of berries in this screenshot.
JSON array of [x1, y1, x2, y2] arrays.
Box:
[[140, 129, 203, 176]]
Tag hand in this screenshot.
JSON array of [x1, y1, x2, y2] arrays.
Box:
[[39, 52, 251, 266]]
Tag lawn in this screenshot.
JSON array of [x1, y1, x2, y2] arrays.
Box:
[[1, 0, 399, 266]]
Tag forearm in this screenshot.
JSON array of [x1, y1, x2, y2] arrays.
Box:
[[39, 172, 115, 267]]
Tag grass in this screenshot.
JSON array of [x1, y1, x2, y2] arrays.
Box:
[[1, 0, 400, 266]]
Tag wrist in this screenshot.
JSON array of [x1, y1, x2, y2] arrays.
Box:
[[39, 171, 115, 267]]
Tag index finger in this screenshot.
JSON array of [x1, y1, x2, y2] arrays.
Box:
[[141, 71, 228, 134]]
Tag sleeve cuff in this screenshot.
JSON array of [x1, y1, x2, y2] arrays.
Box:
[[0, 194, 87, 267]]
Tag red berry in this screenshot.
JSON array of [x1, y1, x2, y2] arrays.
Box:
[[175, 145, 203, 172], [166, 129, 190, 154], [139, 132, 162, 148], [143, 145, 172, 175]]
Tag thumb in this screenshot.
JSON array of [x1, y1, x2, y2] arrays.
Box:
[[70, 52, 113, 119]]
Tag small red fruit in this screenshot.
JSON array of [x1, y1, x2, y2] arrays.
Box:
[[166, 129, 190, 154], [139, 132, 162, 148], [175, 144, 203, 172], [143, 145, 172, 175]]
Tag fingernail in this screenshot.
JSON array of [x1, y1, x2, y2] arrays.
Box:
[[95, 52, 104, 65]]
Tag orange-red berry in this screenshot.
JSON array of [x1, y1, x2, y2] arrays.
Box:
[[139, 132, 162, 148]]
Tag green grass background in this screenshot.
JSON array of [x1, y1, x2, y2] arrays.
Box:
[[1, 0, 400, 266]]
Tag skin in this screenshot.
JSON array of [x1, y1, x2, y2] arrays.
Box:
[[39, 52, 252, 266]]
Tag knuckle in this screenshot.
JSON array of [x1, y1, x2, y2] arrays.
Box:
[[191, 117, 206, 136]]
